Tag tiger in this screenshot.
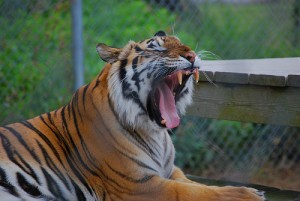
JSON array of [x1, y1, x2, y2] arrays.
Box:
[[0, 31, 265, 201]]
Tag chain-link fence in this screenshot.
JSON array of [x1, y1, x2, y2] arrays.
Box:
[[175, 117, 300, 191], [1, 0, 299, 191]]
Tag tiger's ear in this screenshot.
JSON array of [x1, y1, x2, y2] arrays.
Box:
[[96, 43, 122, 63], [154, 31, 166, 37]]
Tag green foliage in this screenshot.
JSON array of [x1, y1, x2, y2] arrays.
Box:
[[82, 0, 183, 81], [196, 2, 300, 59], [0, 1, 72, 124]]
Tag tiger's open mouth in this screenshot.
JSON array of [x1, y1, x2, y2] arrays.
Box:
[[147, 67, 199, 129]]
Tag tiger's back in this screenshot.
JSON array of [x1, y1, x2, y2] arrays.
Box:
[[0, 31, 265, 201]]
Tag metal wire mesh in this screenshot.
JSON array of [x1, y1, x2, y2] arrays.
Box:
[[1, 0, 299, 191], [174, 117, 300, 190]]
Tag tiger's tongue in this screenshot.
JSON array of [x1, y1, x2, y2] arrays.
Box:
[[158, 82, 180, 128]]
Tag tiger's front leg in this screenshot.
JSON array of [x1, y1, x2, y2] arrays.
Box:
[[170, 166, 203, 184], [112, 166, 265, 201], [115, 175, 265, 201], [167, 166, 265, 201]]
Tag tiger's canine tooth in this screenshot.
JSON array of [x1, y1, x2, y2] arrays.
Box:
[[161, 119, 166, 125], [177, 71, 183, 85], [194, 70, 199, 83]]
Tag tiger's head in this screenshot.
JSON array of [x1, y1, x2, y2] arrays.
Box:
[[97, 31, 201, 131]]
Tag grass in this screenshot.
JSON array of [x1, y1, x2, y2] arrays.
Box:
[[195, 2, 299, 59]]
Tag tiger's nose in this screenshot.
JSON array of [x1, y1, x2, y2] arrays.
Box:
[[185, 51, 196, 63]]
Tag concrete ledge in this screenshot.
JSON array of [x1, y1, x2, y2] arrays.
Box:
[[188, 175, 300, 201], [199, 57, 300, 87]]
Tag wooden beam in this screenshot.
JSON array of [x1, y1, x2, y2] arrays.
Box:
[[187, 83, 300, 127], [187, 58, 300, 127]]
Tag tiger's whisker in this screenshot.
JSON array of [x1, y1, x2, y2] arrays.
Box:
[[201, 71, 218, 87]]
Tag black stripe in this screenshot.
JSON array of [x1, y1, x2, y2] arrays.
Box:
[[106, 162, 154, 184], [146, 39, 154, 44], [20, 121, 63, 167], [102, 190, 107, 201], [92, 80, 101, 91], [92, 69, 105, 91], [0, 167, 19, 197], [60, 106, 95, 195], [90, 100, 152, 194], [36, 140, 71, 191], [93, 100, 139, 157], [146, 60, 158, 79], [46, 112, 54, 125], [116, 148, 158, 173], [107, 97, 160, 167], [119, 59, 128, 82], [135, 46, 143, 52], [17, 172, 41, 197], [3, 126, 40, 163], [163, 132, 168, 154], [39, 114, 64, 147], [147, 43, 155, 49], [72, 90, 83, 122], [126, 130, 161, 167], [89, 166, 131, 195], [41, 167, 67, 201], [82, 83, 90, 111], [164, 145, 174, 169], [132, 56, 139, 69], [39, 114, 68, 167], [15, 152, 41, 185], [72, 180, 87, 201], [54, 109, 58, 117], [67, 103, 71, 119], [70, 100, 101, 177], [121, 80, 147, 114], [117, 58, 147, 112], [38, 118, 86, 195], [0, 132, 40, 185], [131, 74, 141, 92]]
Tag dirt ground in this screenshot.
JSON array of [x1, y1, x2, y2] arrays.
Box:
[[184, 163, 300, 192], [251, 165, 300, 192]]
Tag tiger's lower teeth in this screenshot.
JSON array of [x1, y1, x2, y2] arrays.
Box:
[[177, 71, 183, 85], [194, 70, 199, 83]]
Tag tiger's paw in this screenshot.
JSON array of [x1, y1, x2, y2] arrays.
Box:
[[215, 186, 266, 201]]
